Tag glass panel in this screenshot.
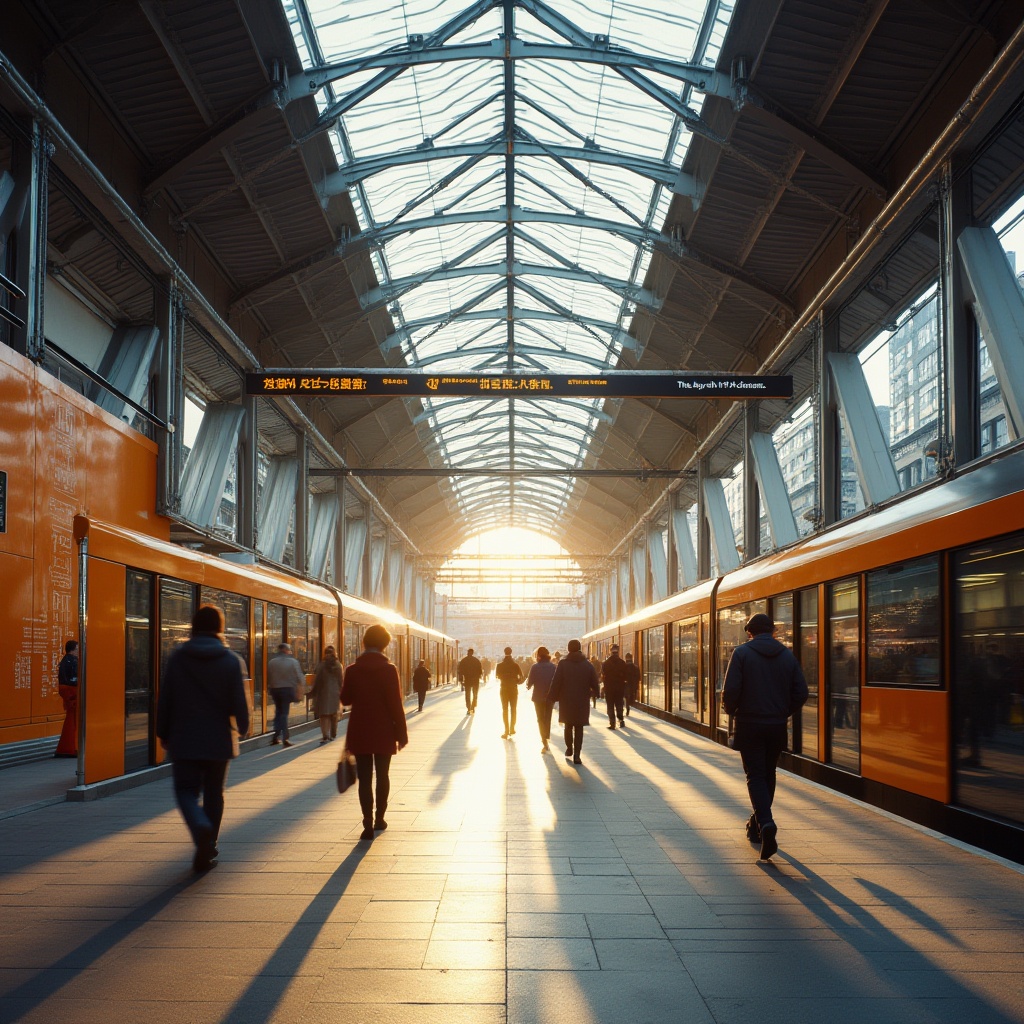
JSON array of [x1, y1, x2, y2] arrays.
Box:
[[286, 609, 311, 725], [643, 628, 665, 711], [125, 571, 153, 773], [699, 614, 710, 725], [772, 593, 795, 749], [952, 535, 1024, 826], [828, 578, 860, 772], [716, 601, 767, 733], [774, 400, 817, 538], [344, 621, 362, 667], [672, 618, 699, 722], [252, 600, 265, 734], [979, 197, 1024, 457], [797, 588, 819, 760], [866, 557, 940, 688], [200, 587, 250, 671], [267, 603, 285, 648], [159, 578, 195, 675]]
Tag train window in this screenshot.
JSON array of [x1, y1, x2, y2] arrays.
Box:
[[643, 628, 666, 711], [952, 537, 1024, 826], [200, 587, 250, 674], [267, 603, 285, 649], [344, 622, 361, 666], [828, 579, 860, 772], [159, 578, 194, 674], [772, 594, 795, 749], [797, 588, 819, 760], [125, 571, 153, 773], [866, 557, 940, 688], [672, 618, 699, 722], [717, 603, 767, 732]]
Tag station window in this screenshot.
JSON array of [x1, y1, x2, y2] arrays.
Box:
[[200, 586, 250, 673], [865, 557, 940, 688]]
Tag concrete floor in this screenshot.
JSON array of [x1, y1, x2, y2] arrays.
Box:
[[1, 683, 1022, 1024]]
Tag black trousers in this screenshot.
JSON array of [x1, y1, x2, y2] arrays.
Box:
[[606, 689, 624, 725], [354, 752, 392, 825], [171, 758, 229, 850], [735, 720, 788, 827], [416, 689, 426, 711], [564, 723, 584, 758], [464, 682, 479, 711]]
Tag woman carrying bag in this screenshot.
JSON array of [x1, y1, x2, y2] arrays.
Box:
[[340, 624, 409, 840]]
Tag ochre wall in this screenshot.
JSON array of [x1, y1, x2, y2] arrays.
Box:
[[0, 344, 168, 745]]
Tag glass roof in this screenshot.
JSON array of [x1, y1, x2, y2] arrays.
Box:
[[282, 0, 735, 533]]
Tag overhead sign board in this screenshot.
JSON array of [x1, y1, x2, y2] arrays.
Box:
[[245, 371, 792, 400]]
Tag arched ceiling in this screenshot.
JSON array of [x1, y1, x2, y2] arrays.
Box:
[[280, 0, 735, 554]]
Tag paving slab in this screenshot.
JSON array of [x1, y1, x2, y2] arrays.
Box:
[[0, 684, 1021, 1024]]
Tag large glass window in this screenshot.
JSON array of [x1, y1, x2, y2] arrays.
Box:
[[717, 602, 767, 730], [866, 557, 940, 688], [828, 578, 860, 772], [201, 587, 250, 672], [344, 621, 362, 667], [643, 628, 666, 711], [772, 593, 795, 749], [252, 600, 265, 734], [672, 618, 699, 722], [125, 571, 153, 773], [952, 535, 1024, 826], [159, 578, 195, 674], [797, 588, 819, 760]]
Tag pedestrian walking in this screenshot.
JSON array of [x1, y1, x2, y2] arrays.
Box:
[[601, 644, 628, 729], [156, 605, 249, 872], [722, 613, 808, 861], [458, 648, 483, 714], [548, 639, 600, 765], [310, 645, 342, 744], [413, 659, 431, 712], [267, 641, 305, 747], [496, 646, 524, 738], [526, 646, 557, 752], [341, 624, 409, 841], [623, 652, 640, 716]]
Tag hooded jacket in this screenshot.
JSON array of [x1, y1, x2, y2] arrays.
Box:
[[157, 634, 249, 761], [722, 634, 808, 725]]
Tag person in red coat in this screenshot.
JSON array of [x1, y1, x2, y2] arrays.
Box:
[[341, 624, 409, 840]]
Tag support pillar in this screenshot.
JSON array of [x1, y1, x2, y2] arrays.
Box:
[[819, 312, 840, 527], [334, 474, 347, 589], [944, 161, 975, 465], [743, 404, 759, 561], [237, 394, 257, 549], [155, 278, 184, 517], [294, 431, 308, 574]]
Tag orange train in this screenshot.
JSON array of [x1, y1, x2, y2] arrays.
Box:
[[584, 448, 1024, 863], [73, 515, 457, 786]]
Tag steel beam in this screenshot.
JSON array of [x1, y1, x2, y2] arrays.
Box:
[[309, 467, 685, 477], [702, 477, 740, 574], [749, 431, 799, 549]]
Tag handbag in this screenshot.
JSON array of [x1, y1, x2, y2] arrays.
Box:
[[336, 746, 357, 793]]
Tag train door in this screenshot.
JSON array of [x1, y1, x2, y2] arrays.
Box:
[[827, 578, 861, 771], [124, 570, 154, 772]]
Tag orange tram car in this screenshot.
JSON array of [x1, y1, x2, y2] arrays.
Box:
[[584, 448, 1024, 863], [73, 516, 457, 787]]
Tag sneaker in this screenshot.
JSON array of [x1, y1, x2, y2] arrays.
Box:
[[759, 822, 778, 861], [359, 827, 374, 841], [607, 724, 616, 730], [374, 819, 388, 832], [565, 748, 572, 757], [618, 719, 625, 726], [573, 757, 582, 765], [282, 740, 293, 748]]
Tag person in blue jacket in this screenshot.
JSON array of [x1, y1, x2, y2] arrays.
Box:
[[723, 613, 808, 862], [157, 604, 250, 872]]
